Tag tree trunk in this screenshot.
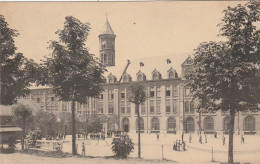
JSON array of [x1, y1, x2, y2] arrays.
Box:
[[136, 103, 141, 158], [71, 100, 76, 155], [22, 119, 25, 150], [228, 109, 235, 163], [199, 110, 202, 133]]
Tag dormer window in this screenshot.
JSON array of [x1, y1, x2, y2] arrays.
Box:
[[169, 71, 174, 79], [109, 77, 113, 83], [122, 74, 131, 83], [153, 73, 158, 80], [168, 68, 177, 79], [137, 74, 143, 81], [108, 73, 116, 83]]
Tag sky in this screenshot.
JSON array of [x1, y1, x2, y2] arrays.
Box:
[[1, 1, 245, 73]]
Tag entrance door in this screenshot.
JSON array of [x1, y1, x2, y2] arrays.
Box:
[[186, 117, 195, 133]]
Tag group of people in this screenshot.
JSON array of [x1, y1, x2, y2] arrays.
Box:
[[173, 140, 186, 151], [45, 132, 66, 140], [77, 132, 88, 140]]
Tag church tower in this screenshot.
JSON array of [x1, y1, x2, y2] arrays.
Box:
[[99, 17, 116, 67]]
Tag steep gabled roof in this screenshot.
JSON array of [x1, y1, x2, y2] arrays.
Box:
[[100, 19, 114, 35]]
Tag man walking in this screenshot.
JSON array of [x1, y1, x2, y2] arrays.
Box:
[[82, 142, 85, 156]]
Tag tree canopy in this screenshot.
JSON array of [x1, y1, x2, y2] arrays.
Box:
[[0, 14, 38, 105]]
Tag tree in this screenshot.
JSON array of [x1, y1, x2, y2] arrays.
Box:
[[187, 1, 260, 163], [128, 83, 146, 158], [41, 16, 105, 155], [34, 111, 57, 136], [0, 14, 38, 105], [86, 114, 103, 133], [12, 104, 32, 150]]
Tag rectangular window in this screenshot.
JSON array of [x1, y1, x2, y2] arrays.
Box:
[[156, 87, 161, 98], [127, 102, 131, 114], [173, 100, 177, 114], [121, 92, 125, 99], [156, 101, 161, 113], [62, 103, 67, 111], [108, 91, 114, 100], [99, 94, 103, 100], [108, 102, 114, 114], [150, 91, 154, 98], [121, 101, 125, 114], [141, 102, 146, 115], [173, 86, 178, 97], [166, 100, 170, 113], [51, 97, 54, 101], [98, 103, 103, 114], [150, 100, 154, 114], [166, 89, 170, 97]]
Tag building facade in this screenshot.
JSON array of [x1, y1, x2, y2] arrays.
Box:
[[26, 18, 260, 135]]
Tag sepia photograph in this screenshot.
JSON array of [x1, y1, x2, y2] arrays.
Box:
[[0, 1, 260, 163]]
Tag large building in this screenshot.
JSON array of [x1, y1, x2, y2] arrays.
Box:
[[25, 18, 260, 135]]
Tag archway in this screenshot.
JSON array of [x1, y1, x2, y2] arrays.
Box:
[[186, 117, 195, 133], [151, 117, 160, 131], [244, 116, 255, 131], [223, 116, 231, 132], [167, 117, 176, 131], [203, 117, 214, 131]]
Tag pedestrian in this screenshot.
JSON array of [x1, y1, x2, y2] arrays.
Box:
[[64, 132, 66, 140], [214, 132, 217, 138], [157, 133, 160, 141], [222, 135, 225, 146], [83, 132, 86, 140], [205, 133, 207, 143], [82, 142, 85, 156], [189, 134, 192, 143], [241, 135, 244, 144], [199, 135, 202, 144], [177, 140, 181, 151], [182, 141, 186, 151]]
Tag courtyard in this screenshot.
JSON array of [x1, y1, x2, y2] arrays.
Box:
[[4, 132, 260, 164]]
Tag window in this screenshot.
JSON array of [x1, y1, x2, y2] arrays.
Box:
[[167, 117, 176, 130], [186, 117, 195, 133], [151, 117, 160, 130], [108, 102, 114, 114], [173, 100, 177, 114], [136, 118, 144, 131], [156, 87, 161, 98], [98, 103, 103, 114], [127, 102, 131, 114], [169, 71, 175, 79], [121, 102, 125, 114], [153, 73, 158, 80], [51, 97, 54, 101], [190, 101, 194, 113], [156, 101, 161, 113], [37, 98, 40, 103], [104, 54, 107, 64], [108, 54, 112, 64], [137, 74, 143, 81], [108, 91, 114, 99], [185, 101, 189, 113], [123, 75, 128, 82], [121, 92, 125, 99], [109, 77, 113, 83], [150, 100, 154, 114], [166, 100, 170, 113], [203, 117, 214, 131], [141, 102, 146, 114], [99, 94, 103, 100], [150, 91, 154, 98], [223, 116, 231, 132], [166, 87, 170, 97], [173, 86, 178, 97], [244, 116, 255, 131], [62, 103, 67, 111]]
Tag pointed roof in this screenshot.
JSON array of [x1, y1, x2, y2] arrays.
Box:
[[100, 19, 114, 35]]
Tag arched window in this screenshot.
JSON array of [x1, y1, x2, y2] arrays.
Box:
[[137, 74, 143, 81], [122, 118, 130, 132], [151, 117, 160, 130], [203, 117, 214, 131], [153, 73, 158, 80], [136, 118, 144, 131], [104, 54, 107, 64], [185, 101, 189, 113], [223, 116, 231, 132], [167, 117, 176, 130], [169, 71, 174, 79], [190, 101, 194, 113], [186, 117, 195, 133], [37, 98, 40, 103], [244, 116, 255, 131], [123, 75, 128, 83]]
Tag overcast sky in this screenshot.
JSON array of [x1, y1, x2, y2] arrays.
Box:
[[1, 1, 245, 71]]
